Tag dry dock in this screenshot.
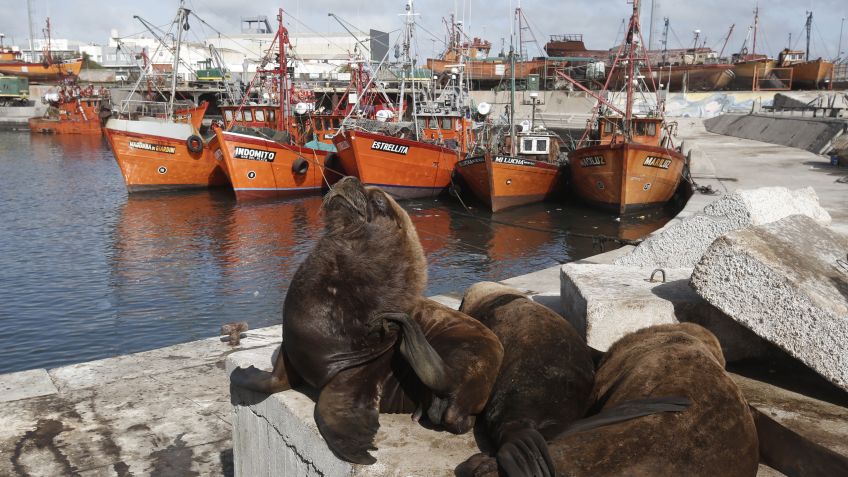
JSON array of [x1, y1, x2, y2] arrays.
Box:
[[2, 114, 847, 476]]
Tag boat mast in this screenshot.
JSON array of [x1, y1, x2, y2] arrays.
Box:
[[661, 17, 669, 64], [624, 0, 640, 138], [751, 4, 759, 56], [26, 0, 36, 62], [168, 1, 187, 119], [398, 0, 417, 136], [805, 11, 812, 61], [509, 5, 517, 155], [277, 8, 289, 132]]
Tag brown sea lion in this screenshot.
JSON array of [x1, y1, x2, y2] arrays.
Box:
[[462, 323, 758, 477], [457, 282, 595, 474], [230, 177, 502, 464]]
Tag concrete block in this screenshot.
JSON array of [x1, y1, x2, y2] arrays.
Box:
[[560, 264, 772, 360], [691, 215, 848, 391], [0, 369, 57, 402], [227, 348, 479, 477], [614, 187, 831, 268]]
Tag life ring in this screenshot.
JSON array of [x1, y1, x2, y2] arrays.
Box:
[[186, 135, 203, 153], [292, 156, 309, 175]]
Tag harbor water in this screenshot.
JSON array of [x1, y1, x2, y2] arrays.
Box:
[[0, 132, 672, 374]]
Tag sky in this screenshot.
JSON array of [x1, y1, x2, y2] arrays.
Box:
[[1, 0, 846, 61]]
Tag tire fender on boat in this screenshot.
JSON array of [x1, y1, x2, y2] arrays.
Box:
[[186, 135, 203, 153], [292, 156, 309, 175]]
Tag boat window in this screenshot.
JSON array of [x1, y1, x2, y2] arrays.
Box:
[[523, 139, 533, 151], [224, 110, 233, 122], [243, 110, 253, 122], [331, 118, 340, 129], [603, 120, 614, 134], [235, 111, 243, 121], [417, 118, 427, 131], [441, 118, 452, 129], [536, 139, 548, 152], [646, 122, 657, 136], [269, 110, 275, 122], [254, 110, 265, 122]]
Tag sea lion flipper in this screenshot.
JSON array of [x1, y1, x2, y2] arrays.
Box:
[[496, 427, 555, 477], [455, 453, 499, 477], [559, 396, 692, 437], [381, 312, 452, 395], [230, 345, 301, 394], [314, 363, 385, 465]]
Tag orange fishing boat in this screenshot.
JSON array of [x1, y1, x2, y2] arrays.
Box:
[[457, 129, 564, 212], [564, 0, 685, 215], [29, 85, 109, 135], [778, 49, 833, 90], [0, 19, 82, 82], [105, 5, 226, 192]]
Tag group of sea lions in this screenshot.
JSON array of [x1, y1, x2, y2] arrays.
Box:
[[230, 177, 848, 476]]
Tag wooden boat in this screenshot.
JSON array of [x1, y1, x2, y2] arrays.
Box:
[[730, 58, 777, 90], [456, 133, 563, 212], [105, 118, 227, 192], [333, 128, 462, 199], [0, 19, 82, 82], [564, 0, 685, 215], [778, 49, 833, 90], [29, 86, 109, 135], [608, 63, 735, 91], [105, 6, 226, 192], [215, 128, 335, 200]]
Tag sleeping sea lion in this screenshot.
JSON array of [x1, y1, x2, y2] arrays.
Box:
[[461, 323, 758, 477], [230, 177, 502, 464], [457, 282, 595, 475]]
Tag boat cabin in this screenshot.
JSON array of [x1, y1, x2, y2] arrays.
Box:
[[309, 114, 343, 144], [220, 105, 279, 129], [598, 117, 663, 147]]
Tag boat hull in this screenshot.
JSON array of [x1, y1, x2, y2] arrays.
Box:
[[569, 142, 685, 215], [29, 99, 104, 135], [790, 60, 834, 89], [456, 154, 563, 212], [104, 118, 227, 192], [332, 130, 460, 199], [216, 129, 338, 201], [0, 59, 83, 81], [610, 64, 734, 91], [730, 59, 777, 90]]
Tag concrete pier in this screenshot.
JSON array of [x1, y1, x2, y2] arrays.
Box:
[[1, 111, 847, 475]]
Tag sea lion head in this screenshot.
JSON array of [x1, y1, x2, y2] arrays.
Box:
[[322, 176, 406, 232]]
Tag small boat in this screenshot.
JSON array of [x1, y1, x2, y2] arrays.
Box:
[[778, 49, 833, 90], [457, 128, 564, 212], [564, 0, 685, 215], [332, 0, 472, 200], [215, 9, 341, 201], [105, 4, 226, 192], [0, 20, 82, 82], [29, 85, 110, 135]]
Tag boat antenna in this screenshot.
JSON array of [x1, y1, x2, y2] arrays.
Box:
[[26, 0, 36, 62]]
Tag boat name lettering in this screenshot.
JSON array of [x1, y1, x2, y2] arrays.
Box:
[[643, 156, 672, 169], [580, 155, 606, 167], [458, 156, 485, 167], [233, 146, 276, 162], [494, 156, 535, 166], [371, 141, 409, 155], [128, 141, 176, 154]]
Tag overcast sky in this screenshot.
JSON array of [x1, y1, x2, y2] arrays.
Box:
[[1, 0, 846, 60]]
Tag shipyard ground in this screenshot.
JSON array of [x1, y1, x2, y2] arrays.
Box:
[[2, 117, 847, 476]]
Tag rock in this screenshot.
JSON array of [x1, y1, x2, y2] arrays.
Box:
[[615, 187, 831, 268], [227, 348, 479, 477], [691, 215, 848, 391], [559, 264, 772, 360]]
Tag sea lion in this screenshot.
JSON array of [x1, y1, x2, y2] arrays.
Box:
[[461, 323, 758, 477], [457, 282, 595, 475], [230, 177, 502, 464]]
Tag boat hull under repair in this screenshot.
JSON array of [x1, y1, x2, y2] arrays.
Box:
[[569, 142, 685, 215], [456, 154, 563, 212], [215, 129, 339, 200], [105, 118, 227, 192], [332, 129, 460, 199]]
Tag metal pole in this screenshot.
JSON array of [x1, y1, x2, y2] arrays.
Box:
[[805, 11, 812, 61], [26, 0, 36, 62], [648, 0, 656, 51], [168, 2, 186, 119], [837, 17, 845, 62]]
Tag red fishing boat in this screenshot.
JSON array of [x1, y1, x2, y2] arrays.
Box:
[[0, 19, 82, 82], [564, 0, 685, 215], [29, 85, 110, 135]]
